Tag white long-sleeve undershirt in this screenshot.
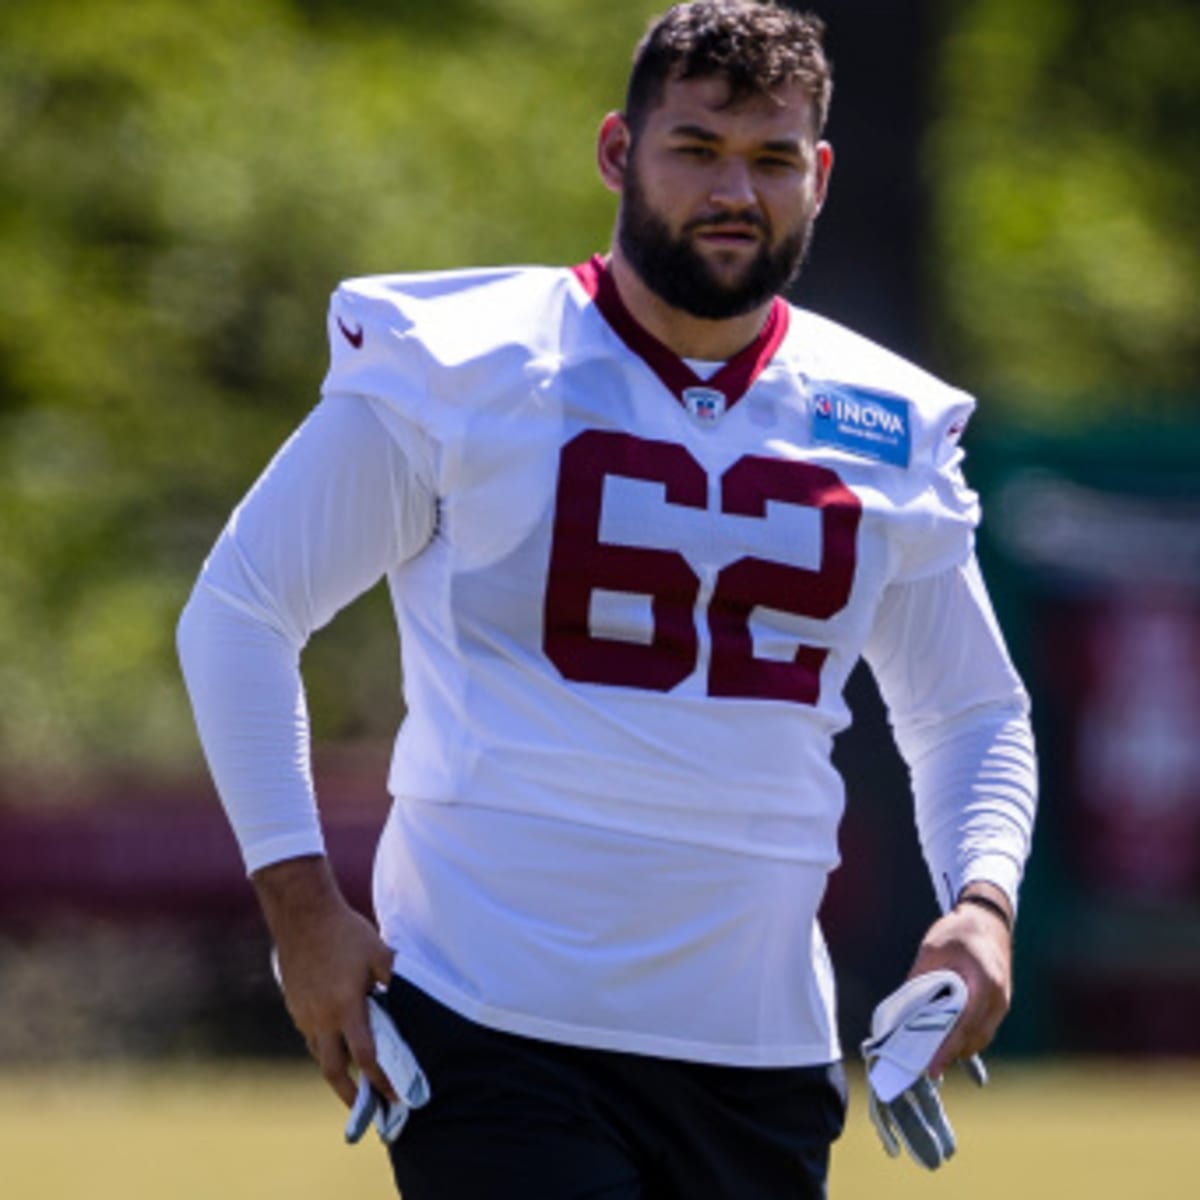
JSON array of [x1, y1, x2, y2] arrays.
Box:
[[177, 393, 435, 872], [864, 555, 1036, 910]]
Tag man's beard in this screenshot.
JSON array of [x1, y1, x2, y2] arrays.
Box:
[[617, 160, 814, 321]]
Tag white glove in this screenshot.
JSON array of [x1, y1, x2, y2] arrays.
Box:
[[343, 991, 431, 1145], [860, 969, 987, 1170]]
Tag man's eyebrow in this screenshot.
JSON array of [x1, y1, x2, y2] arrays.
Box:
[[760, 138, 805, 157], [668, 123, 721, 142]]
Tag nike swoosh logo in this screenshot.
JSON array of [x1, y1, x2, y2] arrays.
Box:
[[337, 316, 364, 349]]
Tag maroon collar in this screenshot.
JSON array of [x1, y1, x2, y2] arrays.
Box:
[[572, 254, 789, 412]]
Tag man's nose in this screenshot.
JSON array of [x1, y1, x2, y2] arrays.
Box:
[[707, 157, 757, 208]]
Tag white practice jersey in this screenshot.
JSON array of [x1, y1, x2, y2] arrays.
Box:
[[179, 258, 1036, 1066]]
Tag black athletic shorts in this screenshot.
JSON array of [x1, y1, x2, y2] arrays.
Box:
[[381, 975, 847, 1200]]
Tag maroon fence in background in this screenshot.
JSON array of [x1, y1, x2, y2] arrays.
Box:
[[0, 747, 391, 926]]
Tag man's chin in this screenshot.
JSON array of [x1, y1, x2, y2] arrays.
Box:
[[674, 286, 772, 322], [703, 271, 781, 314], [696, 269, 758, 302], [671, 262, 760, 315]]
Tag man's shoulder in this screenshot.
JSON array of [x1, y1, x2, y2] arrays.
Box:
[[332, 265, 576, 348], [321, 265, 585, 420], [780, 305, 977, 471], [782, 305, 976, 446], [783, 306, 972, 407]]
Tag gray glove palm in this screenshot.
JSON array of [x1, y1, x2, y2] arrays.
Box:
[[344, 991, 431, 1145], [861, 969, 987, 1170]]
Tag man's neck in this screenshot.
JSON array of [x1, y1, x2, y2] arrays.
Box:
[[606, 247, 775, 362]]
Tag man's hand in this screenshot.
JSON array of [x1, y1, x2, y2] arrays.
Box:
[[252, 855, 397, 1108], [861, 970, 983, 1170], [908, 882, 1013, 1079]]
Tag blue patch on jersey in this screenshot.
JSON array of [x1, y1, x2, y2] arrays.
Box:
[[809, 382, 911, 468]]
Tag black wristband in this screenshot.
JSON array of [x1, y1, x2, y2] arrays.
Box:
[[956, 892, 1014, 934]]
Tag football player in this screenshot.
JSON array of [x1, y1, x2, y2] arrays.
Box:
[[178, 2, 1036, 1196]]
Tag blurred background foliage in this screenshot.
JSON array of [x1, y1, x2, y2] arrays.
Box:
[[0, 0, 1196, 787], [930, 0, 1200, 411]]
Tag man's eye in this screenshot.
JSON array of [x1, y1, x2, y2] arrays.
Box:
[[758, 157, 798, 171], [677, 145, 715, 159]]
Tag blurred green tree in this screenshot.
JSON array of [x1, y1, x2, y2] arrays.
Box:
[[0, 0, 644, 787], [928, 0, 1200, 418]]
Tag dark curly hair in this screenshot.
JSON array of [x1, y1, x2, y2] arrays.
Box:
[[624, 1, 832, 136]]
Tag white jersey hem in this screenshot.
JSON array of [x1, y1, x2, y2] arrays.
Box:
[[389, 954, 842, 1068]]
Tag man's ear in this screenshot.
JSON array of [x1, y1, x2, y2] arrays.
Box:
[[813, 141, 834, 214], [597, 112, 632, 194]]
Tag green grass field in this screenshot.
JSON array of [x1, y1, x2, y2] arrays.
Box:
[[0, 1061, 1195, 1198]]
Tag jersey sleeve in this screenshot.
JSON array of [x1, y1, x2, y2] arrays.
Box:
[[889, 390, 981, 585], [862, 553, 1037, 911], [177, 392, 436, 873]]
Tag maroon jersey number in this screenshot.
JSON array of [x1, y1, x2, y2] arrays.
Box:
[[543, 430, 861, 703], [543, 430, 706, 691], [708, 455, 861, 704]]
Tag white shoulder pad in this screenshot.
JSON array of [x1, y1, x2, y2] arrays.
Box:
[[321, 267, 572, 422], [321, 277, 426, 422], [784, 307, 977, 472]]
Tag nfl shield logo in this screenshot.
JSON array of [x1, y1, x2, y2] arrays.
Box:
[[683, 386, 726, 424]]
